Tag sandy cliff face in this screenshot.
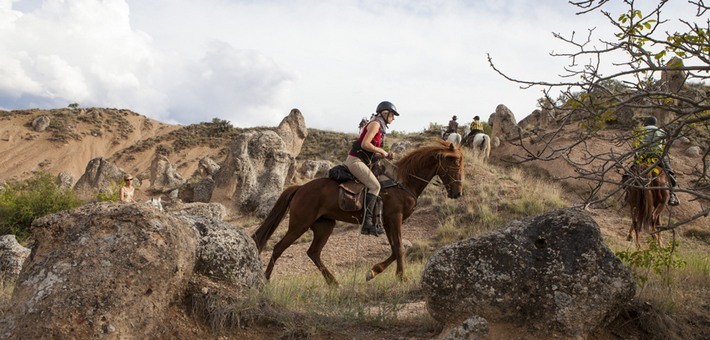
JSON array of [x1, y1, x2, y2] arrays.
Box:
[[0, 108, 178, 182]]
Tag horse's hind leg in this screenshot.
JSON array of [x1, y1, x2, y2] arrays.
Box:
[[307, 219, 338, 286], [264, 221, 310, 280]]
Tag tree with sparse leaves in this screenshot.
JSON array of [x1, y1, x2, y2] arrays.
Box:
[[488, 0, 708, 231]]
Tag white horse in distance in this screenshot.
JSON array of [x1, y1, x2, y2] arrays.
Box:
[[446, 132, 462, 146], [145, 196, 164, 212], [471, 133, 491, 161]]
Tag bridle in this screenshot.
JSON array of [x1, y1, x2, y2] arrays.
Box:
[[383, 155, 462, 193]]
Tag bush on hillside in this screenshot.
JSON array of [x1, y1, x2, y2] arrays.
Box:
[[0, 171, 83, 242]]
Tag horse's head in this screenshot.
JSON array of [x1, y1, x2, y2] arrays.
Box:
[[395, 140, 465, 199], [437, 142, 464, 198]]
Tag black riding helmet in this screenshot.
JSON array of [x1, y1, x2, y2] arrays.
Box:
[[644, 116, 657, 126], [376, 101, 399, 116]]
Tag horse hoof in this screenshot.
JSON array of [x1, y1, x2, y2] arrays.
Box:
[[366, 270, 375, 281]]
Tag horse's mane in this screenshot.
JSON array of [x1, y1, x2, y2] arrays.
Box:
[[394, 139, 463, 186]]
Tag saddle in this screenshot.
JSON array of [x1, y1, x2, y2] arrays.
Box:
[[328, 165, 397, 212]]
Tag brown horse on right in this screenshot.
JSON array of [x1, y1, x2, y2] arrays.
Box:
[[252, 139, 464, 285], [624, 163, 670, 248]]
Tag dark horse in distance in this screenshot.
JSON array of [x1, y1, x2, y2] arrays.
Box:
[[252, 139, 464, 285], [624, 163, 670, 248]]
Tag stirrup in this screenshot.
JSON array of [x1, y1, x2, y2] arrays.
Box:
[[375, 224, 385, 235], [668, 194, 680, 206]]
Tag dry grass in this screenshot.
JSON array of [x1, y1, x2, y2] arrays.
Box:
[[259, 260, 437, 338], [420, 148, 566, 249]]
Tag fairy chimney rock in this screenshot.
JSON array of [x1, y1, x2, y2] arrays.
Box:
[[0, 235, 30, 289], [149, 154, 185, 193], [73, 158, 126, 199], [212, 130, 295, 217], [490, 104, 518, 143], [275, 108, 308, 157], [660, 57, 686, 93]]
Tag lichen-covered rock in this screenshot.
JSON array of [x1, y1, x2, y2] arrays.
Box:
[[2, 203, 197, 339], [181, 216, 264, 290], [193, 177, 215, 202], [170, 202, 228, 221], [0, 235, 30, 289], [55, 171, 74, 190], [422, 208, 635, 338]]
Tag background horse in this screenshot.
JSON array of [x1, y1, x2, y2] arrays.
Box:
[[252, 139, 464, 285], [624, 164, 669, 248], [467, 133, 490, 161], [446, 132, 462, 146]]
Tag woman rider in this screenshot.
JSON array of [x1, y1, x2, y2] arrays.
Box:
[[345, 101, 398, 236]]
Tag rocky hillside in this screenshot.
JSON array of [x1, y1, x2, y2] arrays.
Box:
[[0, 105, 707, 339]]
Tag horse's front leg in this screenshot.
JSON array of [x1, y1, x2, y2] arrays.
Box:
[[366, 216, 405, 282]]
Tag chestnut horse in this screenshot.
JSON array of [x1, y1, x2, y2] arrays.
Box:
[[252, 140, 464, 285], [624, 163, 669, 248]]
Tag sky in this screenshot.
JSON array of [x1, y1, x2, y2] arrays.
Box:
[[0, 0, 703, 133]]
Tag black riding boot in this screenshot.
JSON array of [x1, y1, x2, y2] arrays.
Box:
[[360, 193, 380, 236], [663, 158, 680, 206], [373, 196, 385, 235]]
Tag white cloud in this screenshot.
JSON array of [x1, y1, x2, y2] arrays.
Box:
[[0, 0, 704, 132]]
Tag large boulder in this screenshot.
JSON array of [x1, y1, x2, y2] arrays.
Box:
[[182, 216, 264, 289], [422, 208, 636, 338], [73, 157, 128, 199], [169, 202, 228, 221], [212, 130, 295, 217], [198, 157, 221, 177], [175, 215, 265, 334], [0, 235, 30, 289], [490, 104, 518, 143], [31, 115, 50, 132], [2, 203, 198, 339], [149, 154, 185, 194], [193, 177, 215, 203], [297, 160, 332, 180], [55, 171, 74, 190]]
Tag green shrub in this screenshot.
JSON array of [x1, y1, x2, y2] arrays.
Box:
[[96, 181, 122, 202], [0, 171, 83, 241], [615, 240, 686, 289]]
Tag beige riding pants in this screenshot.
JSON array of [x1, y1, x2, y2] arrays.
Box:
[[344, 155, 380, 195]]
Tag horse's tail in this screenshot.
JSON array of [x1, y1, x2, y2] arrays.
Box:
[[640, 188, 655, 233], [252, 185, 301, 253]]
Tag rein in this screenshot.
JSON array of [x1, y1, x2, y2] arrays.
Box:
[[382, 154, 460, 195], [380, 159, 423, 201]]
